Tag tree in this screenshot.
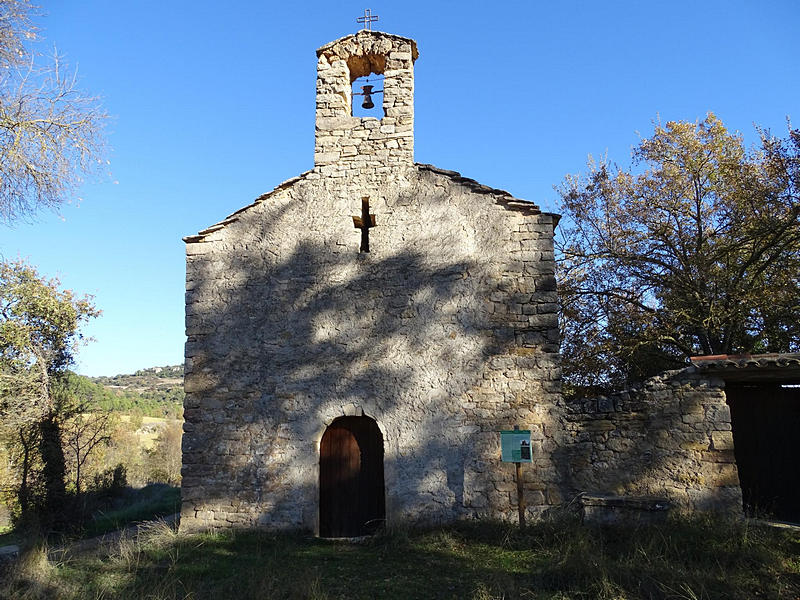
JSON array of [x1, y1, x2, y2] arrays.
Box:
[[557, 114, 800, 395], [62, 411, 111, 498], [146, 419, 183, 486], [0, 260, 98, 524], [0, 0, 107, 223], [56, 372, 114, 500], [0, 2, 107, 528]]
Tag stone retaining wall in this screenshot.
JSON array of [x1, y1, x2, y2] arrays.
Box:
[[559, 369, 742, 513]]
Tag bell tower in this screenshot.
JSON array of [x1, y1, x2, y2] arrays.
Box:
[[314, 30, 418, 173]]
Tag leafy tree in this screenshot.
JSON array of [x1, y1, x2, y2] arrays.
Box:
[[0, 260, 98, 524], [0, 2, 108, 527], [146, 419, 182, 486], [557, 114, 800, 395], [0, 0, 107, 223]]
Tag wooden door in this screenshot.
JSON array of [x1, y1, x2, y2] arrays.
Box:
[[728, 383, 800, 522], [319, 416, 385, 537]]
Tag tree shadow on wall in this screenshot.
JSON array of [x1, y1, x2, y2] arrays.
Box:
[[182, 231, 530, 528]]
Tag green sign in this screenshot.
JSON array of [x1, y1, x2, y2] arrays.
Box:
[[500, 430, 532, 463]]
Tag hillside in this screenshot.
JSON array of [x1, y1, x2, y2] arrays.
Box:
[[93, 364, 184, 394], [76, 365, 184, 418]]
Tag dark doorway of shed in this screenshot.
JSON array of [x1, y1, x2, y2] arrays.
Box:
[[727, 383, 800, 522], [319, 415, 385, 537]]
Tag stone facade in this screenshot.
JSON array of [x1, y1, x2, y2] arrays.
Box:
[[181, 30, 562, 532], [560, 368, 743, 514], [182, 30, 749, 533], [314, 32, 416, 171]]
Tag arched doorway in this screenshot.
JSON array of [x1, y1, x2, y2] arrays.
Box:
[[319, 415, 385, 537]]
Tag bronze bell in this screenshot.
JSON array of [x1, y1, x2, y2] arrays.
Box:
[[361, 85, 375, 109]]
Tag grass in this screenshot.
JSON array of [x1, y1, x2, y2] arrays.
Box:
[[1, 513, 799, 599], [82, 483, 181, 537], [0, 484, 179, 545], [0, 526, 18, 548]]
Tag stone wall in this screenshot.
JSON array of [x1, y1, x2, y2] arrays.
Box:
[[181, 163, 562, 532], [181, 29, 564, 532], [314, 31, 416, 172], [559, 369, 742, 513], [181, 28, 749, 532]]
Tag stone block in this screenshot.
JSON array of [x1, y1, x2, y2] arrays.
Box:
[[711, 431, 734, 451], [596, 397, 614, 413], [186, 242, 211, 256], [582, 420, 616, 433], [184, 372, 218, 393], [680, 440, 709, 452], [706, 449, 737, 463], [711, 464, 740, 487], [681, 413, 705, 425]]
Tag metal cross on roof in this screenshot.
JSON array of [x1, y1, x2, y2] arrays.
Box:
[[357, 8, 379, 31]]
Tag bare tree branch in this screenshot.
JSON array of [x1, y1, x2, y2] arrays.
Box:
[[0, 0, 107, 224]]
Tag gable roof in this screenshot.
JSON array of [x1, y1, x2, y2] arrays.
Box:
[[183, 171, 312, 244], [183, 164, 556, 244]]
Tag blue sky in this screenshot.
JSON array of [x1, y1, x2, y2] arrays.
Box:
[[1, 0, 798, 376]]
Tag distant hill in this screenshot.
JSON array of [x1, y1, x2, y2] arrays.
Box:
[[72, 365, 184, 418], [93, 364, 184, 393]]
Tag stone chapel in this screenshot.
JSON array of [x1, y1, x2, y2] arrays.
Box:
[[181, 26, 758, 534], [180, 29, 562, 534]]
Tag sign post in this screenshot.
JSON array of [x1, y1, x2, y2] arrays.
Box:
[[515, 461, 525, 528], [500, 425, 532, 528]]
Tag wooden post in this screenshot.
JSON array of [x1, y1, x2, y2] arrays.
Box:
[[516, 462, 526, 528], [514, 425, 526, 528]]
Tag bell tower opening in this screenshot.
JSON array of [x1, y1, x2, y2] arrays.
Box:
[[352, 73, 385, 118], [347, 53, 386, 119]]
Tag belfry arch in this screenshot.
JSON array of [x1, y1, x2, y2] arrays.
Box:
[[319, 415, 385, 537]]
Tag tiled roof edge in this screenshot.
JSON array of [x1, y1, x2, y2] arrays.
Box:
[[183, 171, 313, 244], [690, 353, 800, 371], [416, 163, 553, 218]]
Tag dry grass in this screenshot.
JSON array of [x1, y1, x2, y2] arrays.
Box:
[[1, 513, 798, 600]]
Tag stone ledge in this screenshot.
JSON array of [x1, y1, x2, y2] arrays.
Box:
[[580, 493, 671, 525]]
